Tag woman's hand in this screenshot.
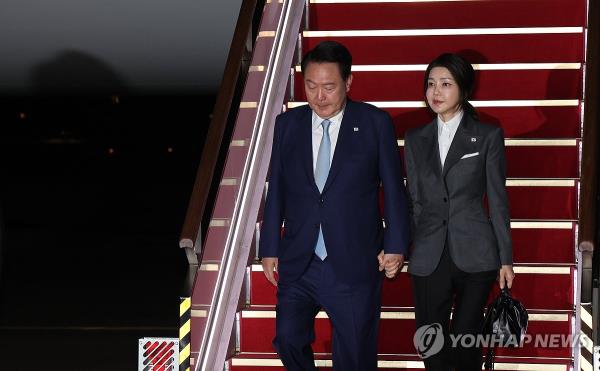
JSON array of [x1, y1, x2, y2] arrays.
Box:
[[378, 250, 404, 278], [498, 264, 515, 289]]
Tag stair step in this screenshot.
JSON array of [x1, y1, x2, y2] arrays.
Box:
[[228, 352, 571, 370], [308, 0, 584, 31], [385, 106, 580, 139], [399, 140, 580, 178], [504, 144, 578, 178], [294, 69, 582, 101], [250, 265, 575, 310], [377, 180, 578, 220], [393, 140, 579, 178], [506, 180, 577, 220], [238, 307, 572, 358], [383, 267, 574, 310], [510, 222, 576, 264], [286, 103, 581, 147], [303, 33, 583, 64]]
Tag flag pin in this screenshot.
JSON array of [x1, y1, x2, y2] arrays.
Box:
[[354, 127, 359, 132]]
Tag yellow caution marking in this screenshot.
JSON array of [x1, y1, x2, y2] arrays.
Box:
[[179, 319, 190, 339], [179, 297, 191, 317]]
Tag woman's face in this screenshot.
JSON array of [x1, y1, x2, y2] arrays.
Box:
[[426, 66, 461, 121]]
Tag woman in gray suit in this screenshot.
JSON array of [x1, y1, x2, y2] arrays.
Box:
[[404, 53, 515, 370]]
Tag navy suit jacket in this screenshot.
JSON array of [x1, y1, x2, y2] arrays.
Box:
[[259, 100, 410, 285]]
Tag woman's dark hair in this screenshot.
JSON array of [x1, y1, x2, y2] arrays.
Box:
[[300, 41, 352, 81], [424, 53, 478, 119]]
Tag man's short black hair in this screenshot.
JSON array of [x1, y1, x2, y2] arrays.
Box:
[[300, 41, 352, 81]]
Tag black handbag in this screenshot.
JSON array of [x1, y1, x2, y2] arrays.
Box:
[[481, 288, 528, 370]]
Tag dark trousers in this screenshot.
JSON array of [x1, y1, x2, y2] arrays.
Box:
[[412, 246, 497, 371], [274, 255, 382, 371]]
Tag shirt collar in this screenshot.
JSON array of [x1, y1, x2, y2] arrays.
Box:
[[312, 106, 345, 131], [437, 110, 463, 136]]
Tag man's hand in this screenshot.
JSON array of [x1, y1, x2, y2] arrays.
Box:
[[498, 264, 515, 289], [262, 257, 279, 287], [378, 251, 405, 278]]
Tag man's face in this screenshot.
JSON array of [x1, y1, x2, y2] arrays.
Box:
[[303, 62, 353, 119]]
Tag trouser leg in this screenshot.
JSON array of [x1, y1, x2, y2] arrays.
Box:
[[274, 259, 322, 371], [450, 262, 497, 371], [322, 275, 382, 371], [412, 247, 454, 371]]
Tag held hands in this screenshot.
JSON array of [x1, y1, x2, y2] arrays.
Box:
[[264, 252, 407, 284], [498, 264, 515, 289], [378, 251, 405, 279], [262, 257, 279, 287]]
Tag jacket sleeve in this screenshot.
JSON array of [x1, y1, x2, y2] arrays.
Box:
[[378, 112, 411, 255], [258, 116, 285, 258], [485, 127, 513, 265]]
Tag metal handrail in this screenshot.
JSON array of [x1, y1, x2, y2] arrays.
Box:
[[580, 1, 599, 257], [574, 246, 584, 370], [194, 1, 306, 369], [580, 2, 600, 235], [179, 0, 260, 264], [581, 0, 600, 346]]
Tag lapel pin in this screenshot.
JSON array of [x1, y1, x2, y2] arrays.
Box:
[[354, 127, 359, 132], [471, 137, 477, 142]]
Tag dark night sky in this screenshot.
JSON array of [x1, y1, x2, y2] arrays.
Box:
[[0, 1, 243, 94]]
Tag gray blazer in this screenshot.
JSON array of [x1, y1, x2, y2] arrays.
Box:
[[404, 114, 512, 277]]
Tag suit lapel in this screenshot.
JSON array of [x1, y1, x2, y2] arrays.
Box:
[[419, 120, 443, 178], [300, 107, 320, 194], [442, 115, 479, 178], [322, 100, 355, 193]]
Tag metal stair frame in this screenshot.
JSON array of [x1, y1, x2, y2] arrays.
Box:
[[191, 1, 306, 370]]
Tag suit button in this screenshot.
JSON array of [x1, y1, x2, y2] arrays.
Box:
[[442, 220, 447, 226], [319, 197, 324, 204], [443, 197, 448, 202]]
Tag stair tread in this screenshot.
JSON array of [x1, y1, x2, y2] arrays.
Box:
[[309, 0, 584, 31], [249, 265, 576, 310], [294, 69, 582, 101], [230, 352, 572, 365], [303, 34, 583, 64], [385, 106, 580, 138], [233, 351, 572, 360], [240, 306, 574, 323]]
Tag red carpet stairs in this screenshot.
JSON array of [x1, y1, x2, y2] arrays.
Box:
[[191, 0, 590, 370]]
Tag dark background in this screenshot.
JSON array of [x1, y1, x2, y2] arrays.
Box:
[[0, 92, 215, 369], [0, 0, 246, 366], [0, 1, 241, 367]]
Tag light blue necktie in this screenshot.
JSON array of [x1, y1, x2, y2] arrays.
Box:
[[314, 119, 331, 260]]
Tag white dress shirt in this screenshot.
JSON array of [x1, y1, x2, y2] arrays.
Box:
[[312, 108, 344, 171], [437, 111, 463, 167]]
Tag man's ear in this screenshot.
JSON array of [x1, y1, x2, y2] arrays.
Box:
[[345, 74, 353, 93]]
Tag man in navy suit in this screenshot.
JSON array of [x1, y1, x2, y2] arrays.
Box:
[[259, 41, 410, 370]]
